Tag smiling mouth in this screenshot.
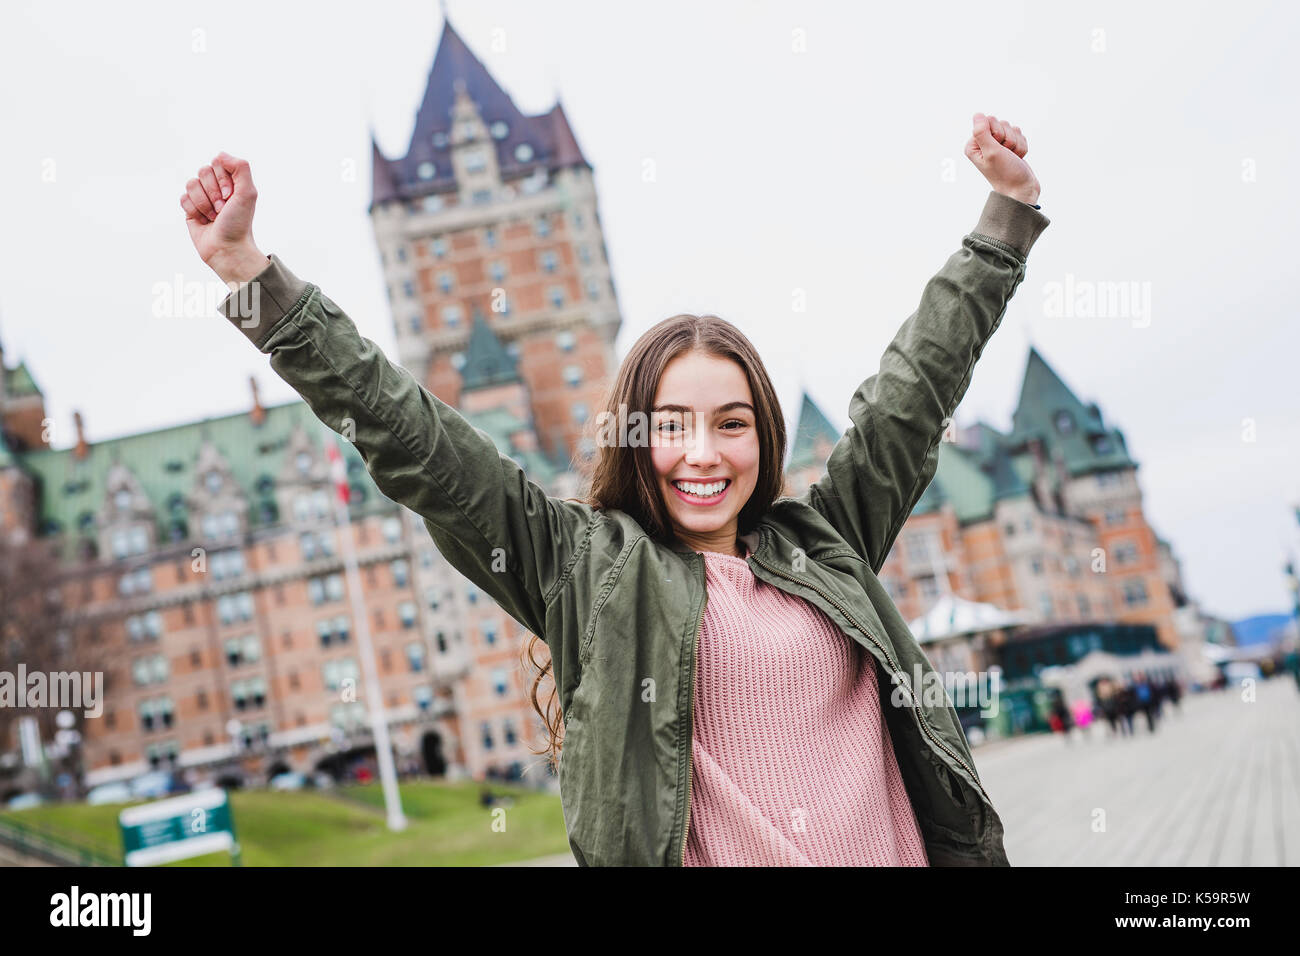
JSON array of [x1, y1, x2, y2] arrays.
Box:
[[671, 478, 731, 502]]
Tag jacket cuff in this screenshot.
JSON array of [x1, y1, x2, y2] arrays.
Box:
[[971, 190, 1051, 259], [218, 253, 311, 351]]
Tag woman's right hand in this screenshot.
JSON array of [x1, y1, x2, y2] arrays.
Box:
[[180, 151, 268, 286]]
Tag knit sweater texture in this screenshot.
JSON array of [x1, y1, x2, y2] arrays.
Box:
[[682, 542, 930, 866]]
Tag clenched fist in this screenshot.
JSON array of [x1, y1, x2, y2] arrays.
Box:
[[965, 113, 1041, 206], [180, 152, 269, 286]]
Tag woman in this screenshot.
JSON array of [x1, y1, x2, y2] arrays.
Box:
[[181, 112, 1048, 866]]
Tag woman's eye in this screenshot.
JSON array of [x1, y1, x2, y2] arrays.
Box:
[[659, 421, 682, 432], [722, 420, 747, 430]]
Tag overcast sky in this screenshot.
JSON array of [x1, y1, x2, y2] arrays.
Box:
[[1, 0, 1296, 622]]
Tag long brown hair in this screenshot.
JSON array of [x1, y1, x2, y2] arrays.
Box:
[[523, 313, 788, 771]]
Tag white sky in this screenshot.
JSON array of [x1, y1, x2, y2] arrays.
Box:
[[1, 0, 1296, 622]]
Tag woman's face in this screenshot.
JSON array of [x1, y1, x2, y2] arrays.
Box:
[[649, 350, 761, 555]]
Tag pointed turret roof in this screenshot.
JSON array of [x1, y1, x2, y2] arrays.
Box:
[[1009, 346, 1137, 476], [372, 16, 591, 208], [459, 307, 521, 391], [787, 392, 841, 473]]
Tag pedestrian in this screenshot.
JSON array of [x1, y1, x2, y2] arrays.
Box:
[[182, 113, 1049, 867], [1134, 673, 1156, 733], [1118, 683, 1137, 736]]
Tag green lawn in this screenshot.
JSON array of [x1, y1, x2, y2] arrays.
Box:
[[0, 780, 571, 866]]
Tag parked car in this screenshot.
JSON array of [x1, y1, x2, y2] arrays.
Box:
[[269, 772, 308, 791], [129, 771, 180, 799], [5, 793, 45, 811], [86, 781, 133, 805]]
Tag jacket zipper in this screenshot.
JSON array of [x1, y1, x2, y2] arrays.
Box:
[[679, 553, 707, 865], [748, 550, 993, 809]]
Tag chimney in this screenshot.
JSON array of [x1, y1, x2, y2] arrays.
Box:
[[249, 375, 266, 426], [73, 410, 89, 460]]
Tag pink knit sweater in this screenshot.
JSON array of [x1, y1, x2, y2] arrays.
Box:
[[683, 543, 930, 866]]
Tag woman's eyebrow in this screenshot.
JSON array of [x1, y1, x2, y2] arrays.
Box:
[[652, 402, 755, 415]]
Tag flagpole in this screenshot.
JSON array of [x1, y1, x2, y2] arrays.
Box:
[[326, 429, 407, 832]]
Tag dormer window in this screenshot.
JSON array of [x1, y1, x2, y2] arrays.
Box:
[[295, 451, 312, 475], [204, 470, 222, 494], [1053, 410, 1075, 435], [114, 489, 133, 511], [432, 131, 449, 149], [514, 143, 534, 163], [417, 161, 435, 180]]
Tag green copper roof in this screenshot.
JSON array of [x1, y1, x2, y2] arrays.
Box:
[[459, 308, 521, 391], [788, 392, 841, 473], [0, 428, 18, 469], [1009, 347, 1137, 476], [17, 400, 389, 561], [4, 360, 43, 398]]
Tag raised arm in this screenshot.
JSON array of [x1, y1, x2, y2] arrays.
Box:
[[797, 115, 1051, 573], [180, 153, 595, 670]]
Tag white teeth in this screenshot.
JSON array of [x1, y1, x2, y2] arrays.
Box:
[[673, 480, 727, 497]]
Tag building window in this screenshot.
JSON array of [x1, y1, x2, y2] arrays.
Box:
[[1030, 556, 1043, 575], [472, 189, 492, 204], [1076, 594, 1090, 616], [489, 260, 506, 282], [563, 364, 582, 387], [417, 161, 435, 180], [390, 559, 409, 588], [382, 517, 402, 543], [464, 149, 487, 174], [917, 575, 938, 598], [1123, 578, 1149, 607], [491, 668, 508, 696], [309, 573, 345, 605], [422, 195, 443, 214], [503, 719, 517, 746], [403, 280, 415, 298], [398, 601, 417, 629], [515, 143, 534, 163], [437, 272, 453, 294], [540, 250, 557, 273], [466, 584, 478, 605], [409, 314, 422, 333], [577, 244, 591, 266], [1114, 542, 1138, 565], [322, 658, 359, 692], [548, 285, 565, 308], [1038, 592, 1054, 619], [1053, 410, 1075, 435], [118, 566, 154, 596], [572, 402, 588, 424], [442, 304, 463, 327], [414, 686, 433, 712], [483, 227, 496, 249], [406, 642, 426, 673], [132, 654, 168, 686], [1105, 508, 1126, 525], [483, 621, 497, 646]]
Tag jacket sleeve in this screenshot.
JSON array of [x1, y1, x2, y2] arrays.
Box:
[[797, 191, 1050, 574], [217, 255, 596, 648]]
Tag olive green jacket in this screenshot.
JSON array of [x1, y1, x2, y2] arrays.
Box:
[[219, 189, 1050, 866]]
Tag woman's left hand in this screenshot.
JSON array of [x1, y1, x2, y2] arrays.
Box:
[[965, 113, 1041, 206]]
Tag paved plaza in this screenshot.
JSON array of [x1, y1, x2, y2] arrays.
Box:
[[975, 675, 1300, 866]]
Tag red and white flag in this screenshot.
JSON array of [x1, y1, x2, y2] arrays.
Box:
[[325, 436, 351, 505]]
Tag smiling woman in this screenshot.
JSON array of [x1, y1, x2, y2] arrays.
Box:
[[189, 112, 1050, 866]]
